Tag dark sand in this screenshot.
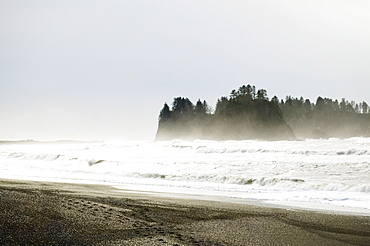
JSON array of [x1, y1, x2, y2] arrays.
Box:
[[0, 179, 369, 245]]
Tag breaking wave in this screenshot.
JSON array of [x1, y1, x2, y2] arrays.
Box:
[[196, 147, 370, 156], [1, 138, 370, 212]]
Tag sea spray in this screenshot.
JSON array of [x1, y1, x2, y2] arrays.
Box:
[[0, 138, 369, 213]]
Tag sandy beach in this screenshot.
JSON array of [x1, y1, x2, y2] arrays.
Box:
[[0, 179, 369, 245]]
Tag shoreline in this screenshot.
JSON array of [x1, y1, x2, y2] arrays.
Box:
[[1, 179, 370, 245], [5, 176, 369, 217], [111, 183, 370, 217]]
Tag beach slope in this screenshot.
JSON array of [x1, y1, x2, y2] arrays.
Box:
[[0, 179, 369, 245]]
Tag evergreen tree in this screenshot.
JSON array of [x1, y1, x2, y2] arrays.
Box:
[[314, 97, 325, 111], [303, 99, 312, 112], [172, 97, 193, 114], [215, 96, 229, 115], [195, 99, 206, 114], [362, 101, 368, 114], [251, 85, 256, 99], [159, 103, 171, 121], [340, 98, 347, 112], [230, 90, 238, 99], [238, 85, 248, 96], [271, 95, 279, 104], [257, 89, 268, 100]]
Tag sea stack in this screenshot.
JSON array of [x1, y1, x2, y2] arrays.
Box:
[[156, 85, 296, 141]]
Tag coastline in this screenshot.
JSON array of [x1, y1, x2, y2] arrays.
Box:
[[1, 179, 370, 245]]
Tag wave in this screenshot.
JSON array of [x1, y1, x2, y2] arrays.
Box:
[[1, 139, 369, 198], [7, 152, 65, 161], [6, 152, 110, 167], [196, 147, 370, 156], [126, 172, 370, 193], [10, 146, 366, 160], [0, 140, 100, 145], [335, 149, 370, 155]]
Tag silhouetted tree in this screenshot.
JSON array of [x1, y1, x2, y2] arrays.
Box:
[[303, 99, 312, 113], [314, 97, 325, 111], [348, 101, 355, 113], [238, 85, 248, 96], [172, 97, 193, 114], [230, 89, 237, 99], [251, 85, 256, 99], [159, 103, 171, 121], [257, 89, 268, 100], [271, 95, 279, 105], [340, 98, 347, 112], [362, 101, 368, 114], [215, 96, 229, 115], [195, 99, 207, 115]]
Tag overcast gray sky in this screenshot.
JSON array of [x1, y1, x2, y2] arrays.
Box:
[[1, 0, 369, 140]]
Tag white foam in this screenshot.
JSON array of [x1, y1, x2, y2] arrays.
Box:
[[0, 138, 369, 215]]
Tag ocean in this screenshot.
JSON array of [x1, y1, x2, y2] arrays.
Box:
[[1, 138, 369, 215]]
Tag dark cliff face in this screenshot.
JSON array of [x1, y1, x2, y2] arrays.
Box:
[[286, 113, 370, 139], [155, 98, 296, 141], [210, 99, 295, 140], [155, 113, 214, 141]]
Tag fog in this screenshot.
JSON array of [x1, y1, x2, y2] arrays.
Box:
[[1, 0, 369, 140]]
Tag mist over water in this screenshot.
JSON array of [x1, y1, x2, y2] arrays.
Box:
[[0, 138, 369, 214]]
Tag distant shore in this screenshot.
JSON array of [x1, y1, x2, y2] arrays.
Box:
[[1, 179, 369, 245]]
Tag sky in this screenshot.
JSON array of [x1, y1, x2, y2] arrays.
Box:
[[1, 0, 369, 140]]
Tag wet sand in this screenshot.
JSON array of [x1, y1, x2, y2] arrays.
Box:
[[0, 179, 369, 245]]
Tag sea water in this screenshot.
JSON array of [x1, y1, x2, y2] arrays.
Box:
[[0, 138, 369, 215]]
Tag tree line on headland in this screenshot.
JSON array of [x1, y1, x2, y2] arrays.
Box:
[[156, 85, 370, 140]]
